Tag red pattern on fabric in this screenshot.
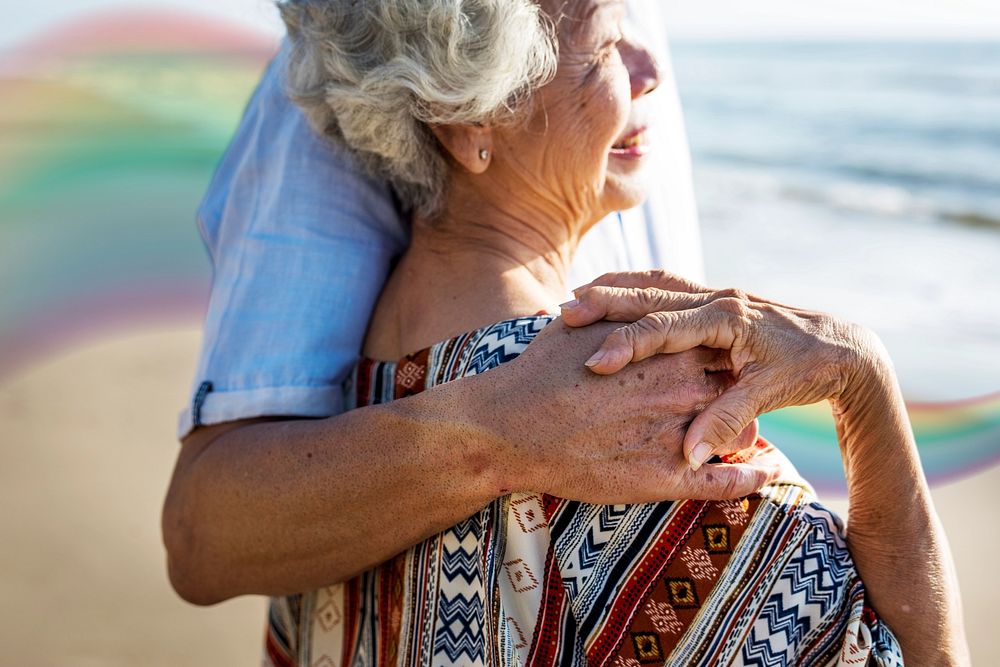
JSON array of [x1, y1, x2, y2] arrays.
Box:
[[608, 498, 762, 665], [394, 348, 429, 398], [355, 357, 376, 408], [541, 494, 563, 522], [526, 547, 570, 667], [265, 318, 901, 666], [587, 500, 708, 666], [693, 506, 799, 664], [720, 436, 773, 464], [377, 554, 407, 666]]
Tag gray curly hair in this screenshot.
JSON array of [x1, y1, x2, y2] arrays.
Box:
[[278, 0, 559, 217]]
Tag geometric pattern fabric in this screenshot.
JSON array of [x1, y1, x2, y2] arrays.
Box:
[[263, 316, 903, 666]]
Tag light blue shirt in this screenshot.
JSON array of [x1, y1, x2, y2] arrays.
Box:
[[178, 3, 703, 437]]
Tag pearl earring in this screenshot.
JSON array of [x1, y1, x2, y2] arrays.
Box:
[[479, 149, 489, 161]]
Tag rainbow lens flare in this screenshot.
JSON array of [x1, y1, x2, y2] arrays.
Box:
[[2, 9, 997, 495]]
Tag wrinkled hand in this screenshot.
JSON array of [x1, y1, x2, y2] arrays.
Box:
[[561, 270, 875, 470], [493, 319, 775, 503]]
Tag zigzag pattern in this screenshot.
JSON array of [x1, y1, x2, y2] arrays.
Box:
[[577, 529, 604, 571], [740, 515, 853, 666], [434, 593, 486, 663], [431, 318, 547, 666], [598, 504, 631, 532], [557, 503, 634, 597], [487, 317, 551, 347], [463, 317, 551, 376], [449, 516, 477, 542], [441, 541, 481, 586], [572, 505, 632, 583], [296, 314, 907, 667], [555, 506, 603, 598], [441, 518, 481, 587], [464, 345, 521, 377], [435, 514, 486, 665], [562, 503, 670, 629]]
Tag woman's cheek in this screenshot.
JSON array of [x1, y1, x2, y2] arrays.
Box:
[[598, 73, 632, 144], [561, 106, 608, 184]]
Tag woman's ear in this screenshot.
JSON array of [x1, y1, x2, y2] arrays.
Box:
[[429, 122, 493, 174]]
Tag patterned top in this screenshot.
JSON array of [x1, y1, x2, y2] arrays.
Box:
[[264, 316, 903, 667]]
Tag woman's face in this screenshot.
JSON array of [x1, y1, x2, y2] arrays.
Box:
[[494, 0, 661, 222]]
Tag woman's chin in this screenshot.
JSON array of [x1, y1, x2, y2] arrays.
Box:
[[602, 173, 651, 214], [602, 151, 652, 207]]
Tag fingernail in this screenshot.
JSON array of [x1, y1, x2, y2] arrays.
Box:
[[689, 442, 713, 471], [585, 350, 606, 367], [560, 299, 579, 310]]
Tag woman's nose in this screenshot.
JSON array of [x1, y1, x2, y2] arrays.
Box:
[[620, 37, 661, 99]]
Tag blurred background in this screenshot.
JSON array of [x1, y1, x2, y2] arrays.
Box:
[[1, 0, 998, 663]]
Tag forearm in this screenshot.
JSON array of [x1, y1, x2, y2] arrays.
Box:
[[163, 372, 507, 605], [161, 319, 779, 605], [833, 353, 968, 664]]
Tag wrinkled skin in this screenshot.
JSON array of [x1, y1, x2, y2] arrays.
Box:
[[487, 319, 769, 503], [563, 270, 866, 467]]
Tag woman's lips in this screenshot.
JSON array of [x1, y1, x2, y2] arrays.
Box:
[[610, 127, 650, 158]]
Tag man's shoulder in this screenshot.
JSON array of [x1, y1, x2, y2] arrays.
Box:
[[196, 38, 407, 255]]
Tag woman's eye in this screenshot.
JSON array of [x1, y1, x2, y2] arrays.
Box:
[[587, 34, 624, 75], [597, 37, 623, 63]]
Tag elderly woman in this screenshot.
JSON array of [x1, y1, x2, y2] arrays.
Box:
[[164, 0, 967, 664]]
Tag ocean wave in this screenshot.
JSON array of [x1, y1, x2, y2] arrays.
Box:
[[832, 163, 1000, 194], [697, 165, 1000, 233], [779, 181, 933, 218], [695, 150, 1000, 196], [781, 181, 1000, 231]]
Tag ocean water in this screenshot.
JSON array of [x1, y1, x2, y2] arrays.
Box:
[[671, 41, 1000, 400]]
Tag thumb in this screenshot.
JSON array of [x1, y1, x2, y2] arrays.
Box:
[[684, 383, 762, 471]]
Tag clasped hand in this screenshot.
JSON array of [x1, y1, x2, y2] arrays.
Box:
[[560, 270, 882, 472]]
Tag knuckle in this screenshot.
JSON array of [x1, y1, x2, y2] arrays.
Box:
[[715, 287, 749, 302], [714, 296, 749, 317], [711, 405, 747, 439], [624, 317, 662, 358], [578, 285, 611, 310], [649, 269, 669, 285], [647, 310, 675, 330], [634, 313, 667, 339], [624, 321, 646, 346], [712, 297, 756, 336]]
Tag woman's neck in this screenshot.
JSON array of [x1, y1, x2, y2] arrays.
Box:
[[363, 182, 591, 360]]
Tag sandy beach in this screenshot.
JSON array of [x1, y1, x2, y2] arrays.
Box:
[[1, 326, 996, 664]]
